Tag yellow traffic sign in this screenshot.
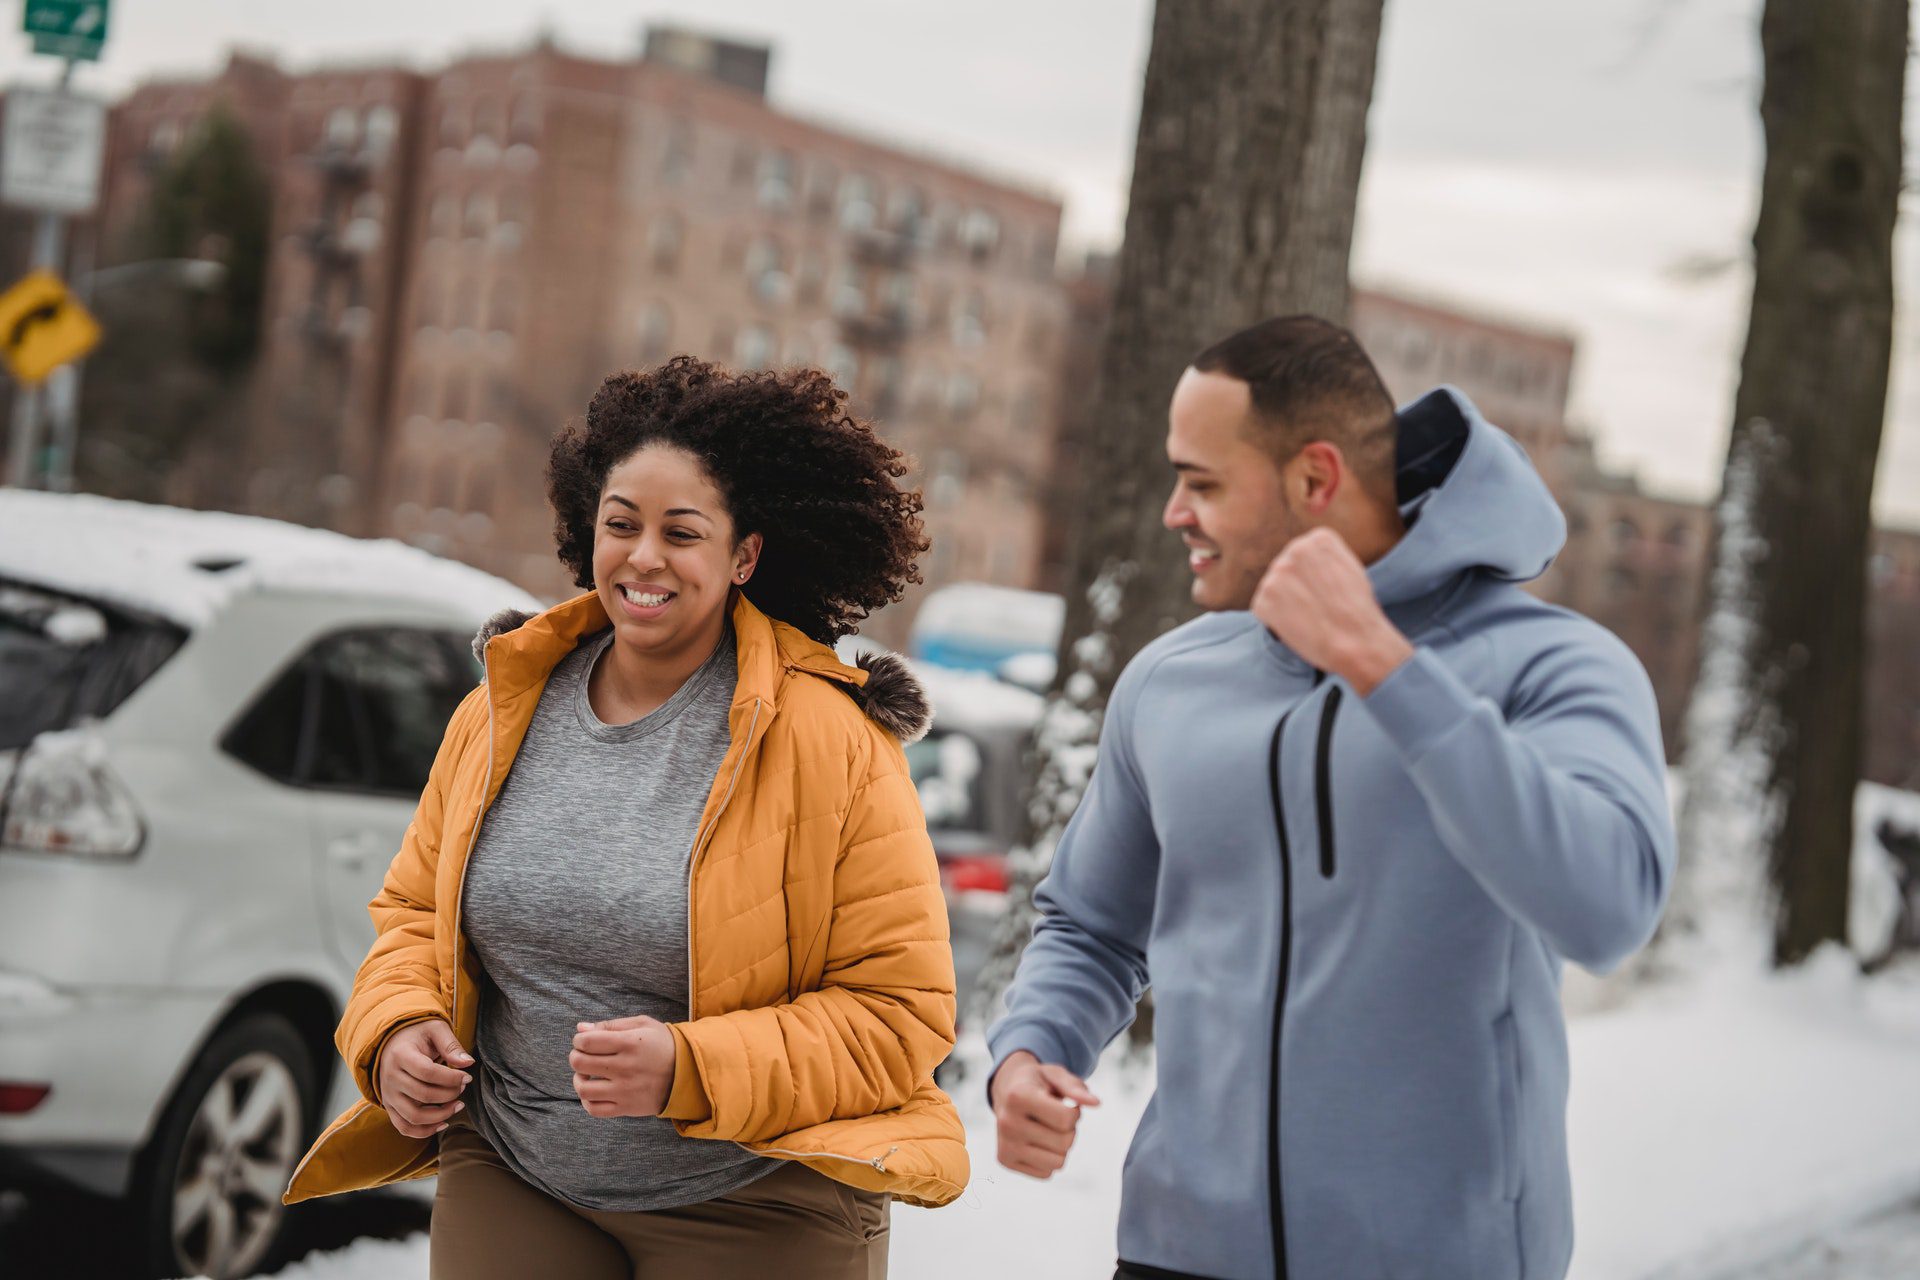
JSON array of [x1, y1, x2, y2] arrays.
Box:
[[0, 269, 99, 384]]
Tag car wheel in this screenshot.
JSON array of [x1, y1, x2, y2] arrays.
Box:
[[132, 1013, 314, 1280]]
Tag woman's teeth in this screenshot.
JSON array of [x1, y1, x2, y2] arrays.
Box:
[[621, 585, 672, 607]]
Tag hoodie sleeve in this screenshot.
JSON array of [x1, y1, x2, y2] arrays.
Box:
[[1359, 628, 1675, 973], [986, 653, 1162, 1084]]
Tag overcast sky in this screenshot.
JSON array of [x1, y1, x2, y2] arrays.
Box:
[[9, 0, 1917, 525]]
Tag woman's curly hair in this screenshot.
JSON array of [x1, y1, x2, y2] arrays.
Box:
[[547, 357, 928, 643]]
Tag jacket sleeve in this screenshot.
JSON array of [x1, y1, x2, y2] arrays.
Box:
[[985, 655, 1160, 1084], [1359, 633, 1675, 973], [335, 687, 485, 1104], [661, 729, 957, 1140]]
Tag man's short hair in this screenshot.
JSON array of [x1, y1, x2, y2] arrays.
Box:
[[1191, 315, 1398, 504]]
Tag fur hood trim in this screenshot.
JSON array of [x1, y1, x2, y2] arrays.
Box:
[[472, 607, 930, 743]]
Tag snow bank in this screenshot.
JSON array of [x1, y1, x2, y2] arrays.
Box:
[[0, 491, 542, 629]]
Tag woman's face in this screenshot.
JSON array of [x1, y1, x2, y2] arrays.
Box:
[[592, 444, 761, 658]]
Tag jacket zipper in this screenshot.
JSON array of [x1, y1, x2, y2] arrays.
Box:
[[688, 696, 763, 1020], [448, 653, 501, 1035], [757, 1143, 897, 1173], [1265, 708, 1296, 1280], [1314, 687, 1342, 880]]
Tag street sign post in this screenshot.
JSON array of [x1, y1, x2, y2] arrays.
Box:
[[0, 86, 105, 215], [22, 0, 110, 63]]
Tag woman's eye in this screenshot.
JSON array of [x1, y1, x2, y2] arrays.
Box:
[[668, 529, 698, 541]]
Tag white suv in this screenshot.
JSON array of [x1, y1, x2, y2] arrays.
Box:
[[0, 491, 539, 1279]]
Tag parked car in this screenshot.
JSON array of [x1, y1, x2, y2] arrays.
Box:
[[895, 660, 1046, 1027], [0, 491, 539, 1280]]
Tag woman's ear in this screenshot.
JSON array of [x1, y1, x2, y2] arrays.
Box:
[[733, 531, 764, 584]]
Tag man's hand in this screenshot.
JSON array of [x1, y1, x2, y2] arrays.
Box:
[[991, 1050, 1100, 1179], [1252, 527, 1414, 696], [569, 1015, 677, 1119], [377, 1019, 471, 1139]]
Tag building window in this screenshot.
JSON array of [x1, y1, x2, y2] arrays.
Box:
[[464, 193, 495, 237], [325, 106, 358, 149], [510, 94, 542, 144], [839, 175, 878, 232], [929, 450, 966, 508], [959, 208, 1000, 259], [888, 187, 925, 239], [429, 194, 458, 239], [1610, 517, 1641, 550], [734, 325, 777, 371], [364, 105, 399, 161], [473, 98, 505, 143], [745, 237, 788, 302], [950, 292, 987, 347], [662, 119, 695, 183], [639, 303, 674, 363], [831, 265, 867, 318], [806, 161, 838, 220], [757, 150, 794, 210], [649, 213, 684, 273]]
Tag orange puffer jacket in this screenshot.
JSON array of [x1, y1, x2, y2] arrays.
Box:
[[284, 592, 967, 1207]]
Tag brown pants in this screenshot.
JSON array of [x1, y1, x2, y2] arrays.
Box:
[[431, 1122, 889, 1279]]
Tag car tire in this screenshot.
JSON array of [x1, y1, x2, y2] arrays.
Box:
[[130, 1012, 315, 1280]]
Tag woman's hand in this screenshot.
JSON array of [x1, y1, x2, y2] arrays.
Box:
[[377, 1019, 472, 1138], [570, 1015, 677, 1118]]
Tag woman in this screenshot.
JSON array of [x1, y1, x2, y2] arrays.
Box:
[[285, 358, 966, 1277]]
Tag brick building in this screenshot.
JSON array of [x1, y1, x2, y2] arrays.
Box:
[[95, 32, 1071, 646]]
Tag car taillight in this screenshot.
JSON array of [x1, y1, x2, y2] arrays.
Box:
[[0, 731, 144, 859], [943, 854, 1009, 895], [0, 1083, 51, 1114]]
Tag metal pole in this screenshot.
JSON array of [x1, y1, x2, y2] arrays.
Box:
[[3, 57, 74, 490], [45, 215, 92, 492]]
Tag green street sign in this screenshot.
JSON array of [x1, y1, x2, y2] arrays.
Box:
[[22, 0, 110, 62]]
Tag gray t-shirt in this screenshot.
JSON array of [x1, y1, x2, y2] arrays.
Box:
[[462, 625, 773, 1211]]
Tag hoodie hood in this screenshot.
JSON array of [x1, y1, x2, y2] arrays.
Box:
[[1365, 385, 1567, 610]]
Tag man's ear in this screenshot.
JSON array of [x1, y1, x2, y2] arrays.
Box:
[[1296, 441, 1345, 514]]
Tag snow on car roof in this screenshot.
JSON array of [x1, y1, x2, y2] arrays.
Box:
[[0, 490, 544, 629]]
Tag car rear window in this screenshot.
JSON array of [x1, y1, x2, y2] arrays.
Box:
[[0, 580, 187, 751]]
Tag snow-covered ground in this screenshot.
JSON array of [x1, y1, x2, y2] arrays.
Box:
[[249, 941, 1920, 1280]]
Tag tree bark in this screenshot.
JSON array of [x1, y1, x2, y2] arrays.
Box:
[[979, 0, 1385, 1010], [1692, 0, 1906, 966]]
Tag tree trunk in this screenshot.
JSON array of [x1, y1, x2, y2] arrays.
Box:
[[1678, 0, 1905, 967], [978, 0, 1385, 1013]]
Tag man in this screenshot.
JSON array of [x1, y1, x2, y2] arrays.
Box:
[[988, 316, 1674, 1280]]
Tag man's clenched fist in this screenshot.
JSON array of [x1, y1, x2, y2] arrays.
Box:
[[1251, 527, 1413, 695], [991, 1051, 1100, 1179]]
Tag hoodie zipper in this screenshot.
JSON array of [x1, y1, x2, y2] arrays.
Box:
[[1265, 708, 1296, 1280], [1314, 687, 1343, 880]]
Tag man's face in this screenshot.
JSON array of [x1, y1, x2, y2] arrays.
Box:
[[1163, 368, 1306, 611]]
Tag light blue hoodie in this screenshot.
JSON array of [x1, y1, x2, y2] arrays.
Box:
[[989, 387, 1675, 1280]]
